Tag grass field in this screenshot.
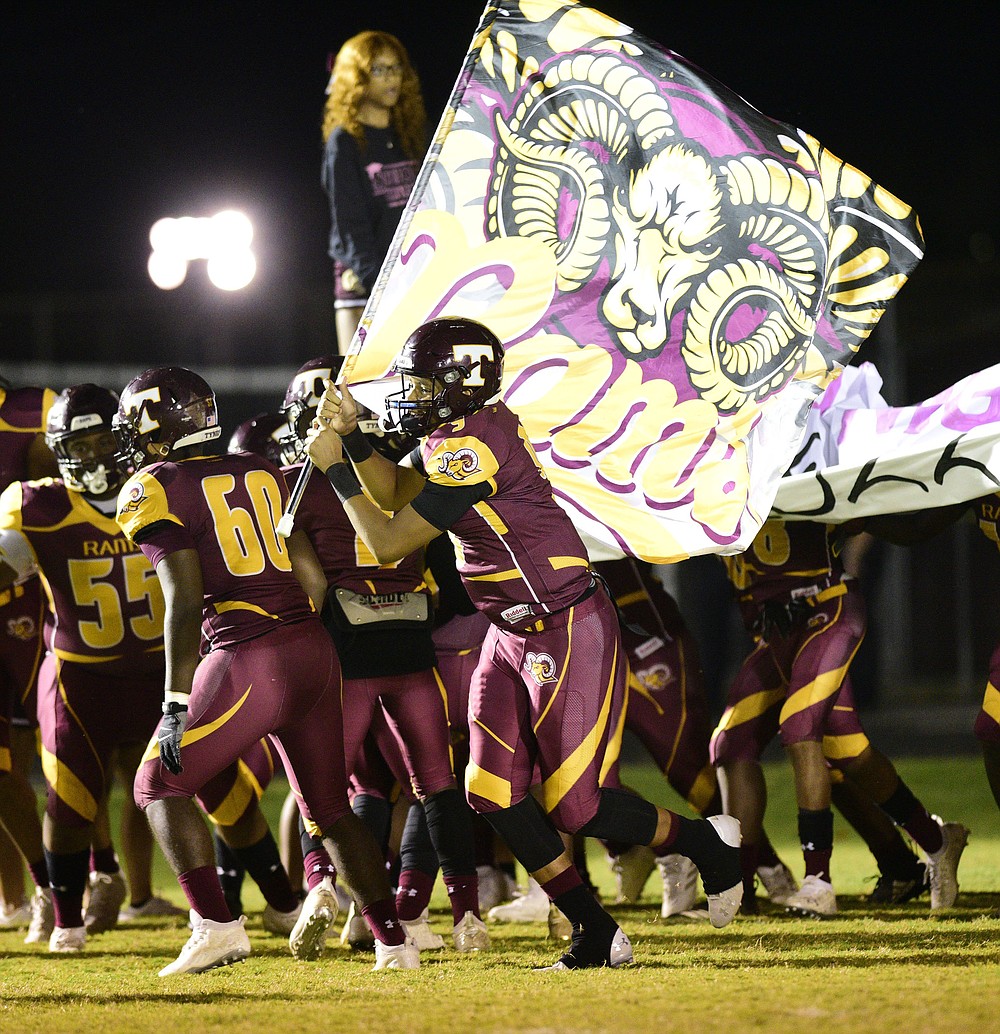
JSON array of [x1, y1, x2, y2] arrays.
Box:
[[2, 755, 999, 1034]]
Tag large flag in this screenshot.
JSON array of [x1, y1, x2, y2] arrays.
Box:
[[774, 362, 1000, 521], [341, 0, 924, 563]]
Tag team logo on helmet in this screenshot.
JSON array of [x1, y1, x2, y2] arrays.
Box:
[[436, 447, 481, 481], [6, 616, 36, 641], [525, 651, 558, 685], [635, 662, 673, 692]]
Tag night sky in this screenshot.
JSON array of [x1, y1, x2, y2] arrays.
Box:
[[4, 1, 998, 299]]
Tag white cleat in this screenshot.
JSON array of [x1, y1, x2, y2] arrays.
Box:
[[84, 870, 127, 934], [158, 911, 251, 976], [756, 862, 799, 906], [262, 900, 303, 937], [289, 877, 338, 960], [49, 925, 86, 953], [656, 853, 699, 918], [477, 864, 516, 913], [785, 874, 837, 918], [118, 895, 187, 922], [926, 817, 970, 910], [24, 887, 55, 944], [608, 845, 656, 904], [401, 908, 445, 950], [704, 815, 743, 928], [487, 879, 549, 923], [453, 910, 490, 952], [340, 899, 375, 951], [0, 901, 32, 928], [372, 936, 420, 970], [547, 903, 572, 942]]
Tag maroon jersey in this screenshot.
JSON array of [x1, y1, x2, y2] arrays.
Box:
[[722, 518, 843, 623], [116, 454, 313, 648], [286, 461, 427, 595], [0, 479, 164, 675], [0, 385, 56, 492], [412, 401, 592, 628]]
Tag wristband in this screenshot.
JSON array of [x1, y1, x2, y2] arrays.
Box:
[[342, 426, 374, 463], [327, 462, 364, 503], [164, 689, 190, 707]]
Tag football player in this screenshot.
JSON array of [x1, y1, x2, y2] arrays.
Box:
[[0, 375, 57, 941], [305, 317, 743, 970], [280, 355, 486, 953], [711, 516, 968, 916], [114, 366, 416, 976], [0, 384, 171, 951]]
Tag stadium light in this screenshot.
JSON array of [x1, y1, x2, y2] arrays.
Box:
[[147, 210, 256, 290]]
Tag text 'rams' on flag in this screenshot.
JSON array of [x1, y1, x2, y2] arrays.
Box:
[[341, 0, 924, 563]]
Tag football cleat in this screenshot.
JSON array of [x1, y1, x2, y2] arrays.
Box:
[[289, 877, 338, 961], [49, 925, 86, 953], [535, 925, 633, 971], [0, 901, 32, 928], [262, 900, 303, 937], [158, 911, 251, 976], [868, 863, 929, 905], [756, 861, 799, 906], [118, 896, 187, 922], [608, 845, 656, 904], [84, 870, 127, 934], [452, 911, 490, 952], [372, 936, 420, 970], [702, 815, 744, 928], [547, 903, 572, 942], [24, 887, 55, 944], [340, 899, 375, 951], [487, 879, 549, 923], [656, 853, 699, 917], [785, 874, 837, 918], [400, 908, 445, 950], [926, 817, 970, 910], [477, 864, 516, 913]]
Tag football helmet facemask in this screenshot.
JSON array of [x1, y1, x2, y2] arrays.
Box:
[[113, 366, 221, 471], [281, 354, 343, 463], [384, 317, 504, 436], [45, 384, 127, 495]]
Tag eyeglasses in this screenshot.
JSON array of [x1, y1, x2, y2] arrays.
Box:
[[370, 63, 403, 80]]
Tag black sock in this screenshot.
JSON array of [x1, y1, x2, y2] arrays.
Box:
[[422, 788, 476, 877], [213, 832, 245, 918], [231, 830, 299, 913]]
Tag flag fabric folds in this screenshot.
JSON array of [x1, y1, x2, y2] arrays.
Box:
[[342, 0, 924, 563], [775, 362, 1000, 522]]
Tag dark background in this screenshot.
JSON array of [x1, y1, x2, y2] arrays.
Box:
[[4, 2, 999, 720], [4, 1, 997, 297]]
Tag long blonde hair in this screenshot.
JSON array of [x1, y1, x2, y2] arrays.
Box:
[[322, 31, 427, 160]]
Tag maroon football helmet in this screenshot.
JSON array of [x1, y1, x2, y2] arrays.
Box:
[[227, 411, 289, 466], [46, 383, 127, 495], [281, 354, 343, 463], [113, 366, 221, 470], [385, 317, 504, 435]]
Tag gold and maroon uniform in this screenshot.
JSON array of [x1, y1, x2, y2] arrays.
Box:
[[710, 519, 869, 768], [0, 478, 163, 825], [0, 385, 54, 771], [972, 493, 1000, 745], [408, 401, 628, 832], [118, 453, 353, 834]]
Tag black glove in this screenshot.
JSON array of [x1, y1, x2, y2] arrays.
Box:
[[158, 700, 188, 775]]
